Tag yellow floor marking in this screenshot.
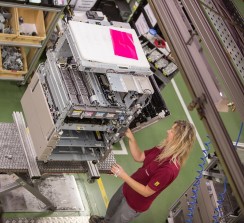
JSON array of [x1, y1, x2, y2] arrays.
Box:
[[97, 178, 109, 208]]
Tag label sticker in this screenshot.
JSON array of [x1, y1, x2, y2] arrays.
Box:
[[95, 112, 105, 117], [84, 111, 94, 117]]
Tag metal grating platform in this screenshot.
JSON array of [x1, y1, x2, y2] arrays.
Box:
[[0, 123, 28, 172], [37, 152, 116, 174], [3, 216, 90, 223], [0, 123, 115, 174]]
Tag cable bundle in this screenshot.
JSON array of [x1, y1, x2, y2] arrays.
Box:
[[186, 138, 211, 223]]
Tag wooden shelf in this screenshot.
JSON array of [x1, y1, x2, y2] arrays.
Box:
[[0, 46, 27, 77], [0, 2, 65, 82]]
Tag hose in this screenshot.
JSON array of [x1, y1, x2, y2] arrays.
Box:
[[185, 137, 211, 223], [213, 122, 243, 222]]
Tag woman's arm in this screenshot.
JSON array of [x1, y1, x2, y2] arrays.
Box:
[[111, 164, 155, 197], [125, 128, 145, 162]]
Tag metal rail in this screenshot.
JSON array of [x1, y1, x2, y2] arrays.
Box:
[[149, 0, 244, 209], [182, 0, 244, 119], [13, 112, 41, 178], [0, 1, 62, 11]]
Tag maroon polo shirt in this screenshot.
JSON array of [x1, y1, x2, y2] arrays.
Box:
[[123, 147, 180, 212]]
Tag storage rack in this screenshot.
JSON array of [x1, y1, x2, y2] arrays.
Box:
[[140, 35, 178, 89], [0, 1, 65, 83], [127, 0, 179, 89]]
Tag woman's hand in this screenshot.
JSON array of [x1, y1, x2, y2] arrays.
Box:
[[125, 128, 134, 141], [111, 163, 127, 179], [124, 128, 144, 162]]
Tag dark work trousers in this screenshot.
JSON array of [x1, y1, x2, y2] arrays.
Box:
[[104, 186, 141, 223]]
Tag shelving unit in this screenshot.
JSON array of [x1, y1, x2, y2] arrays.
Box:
[[140, 35, 178, 89], [127, 0, 178, 89], [0, 1, 65, 83]]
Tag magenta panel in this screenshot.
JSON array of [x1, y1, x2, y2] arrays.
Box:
[[110, 29, 138, 60]]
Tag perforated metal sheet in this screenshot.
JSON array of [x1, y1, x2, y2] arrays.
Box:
[[0, 123, 114, 174], [0, 123, 28, 172], [202, 0, 244, 80], [38, 152, 115, 174], [3, 216, 90, 223], [97, 152, 116, 172]]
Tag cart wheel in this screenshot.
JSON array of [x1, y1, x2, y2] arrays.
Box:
[[87, 178, 95, 184]]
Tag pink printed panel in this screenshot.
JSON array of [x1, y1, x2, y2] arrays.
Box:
[[110, 29, 138, 60]]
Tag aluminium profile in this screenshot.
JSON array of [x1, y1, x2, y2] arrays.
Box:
[[149, 0, 244, 209]]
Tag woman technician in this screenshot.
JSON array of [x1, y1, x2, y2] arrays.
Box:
[[90, 120, 196, 223]]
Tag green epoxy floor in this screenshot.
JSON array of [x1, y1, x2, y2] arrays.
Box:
[[0, 70, 243, 222], [0, 81, 26, 122]]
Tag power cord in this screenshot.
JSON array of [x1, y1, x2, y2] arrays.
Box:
[[235, 122, 243, 148]]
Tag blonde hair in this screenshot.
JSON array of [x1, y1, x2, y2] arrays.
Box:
[[156, 120, 196, 167]]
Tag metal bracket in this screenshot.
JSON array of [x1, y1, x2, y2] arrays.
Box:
[[202, 170, 225, 180], [187, 94, 206, 119], [87, 160, 100, 183], [0, 174, 55, 211], [186, 30, 198, 45], [13, 112, 41, 179]]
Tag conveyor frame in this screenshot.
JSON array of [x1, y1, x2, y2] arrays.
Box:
[[149, 0, 244, 210]]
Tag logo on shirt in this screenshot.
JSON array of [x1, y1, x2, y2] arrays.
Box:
[[154, 181, 160, 186]]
